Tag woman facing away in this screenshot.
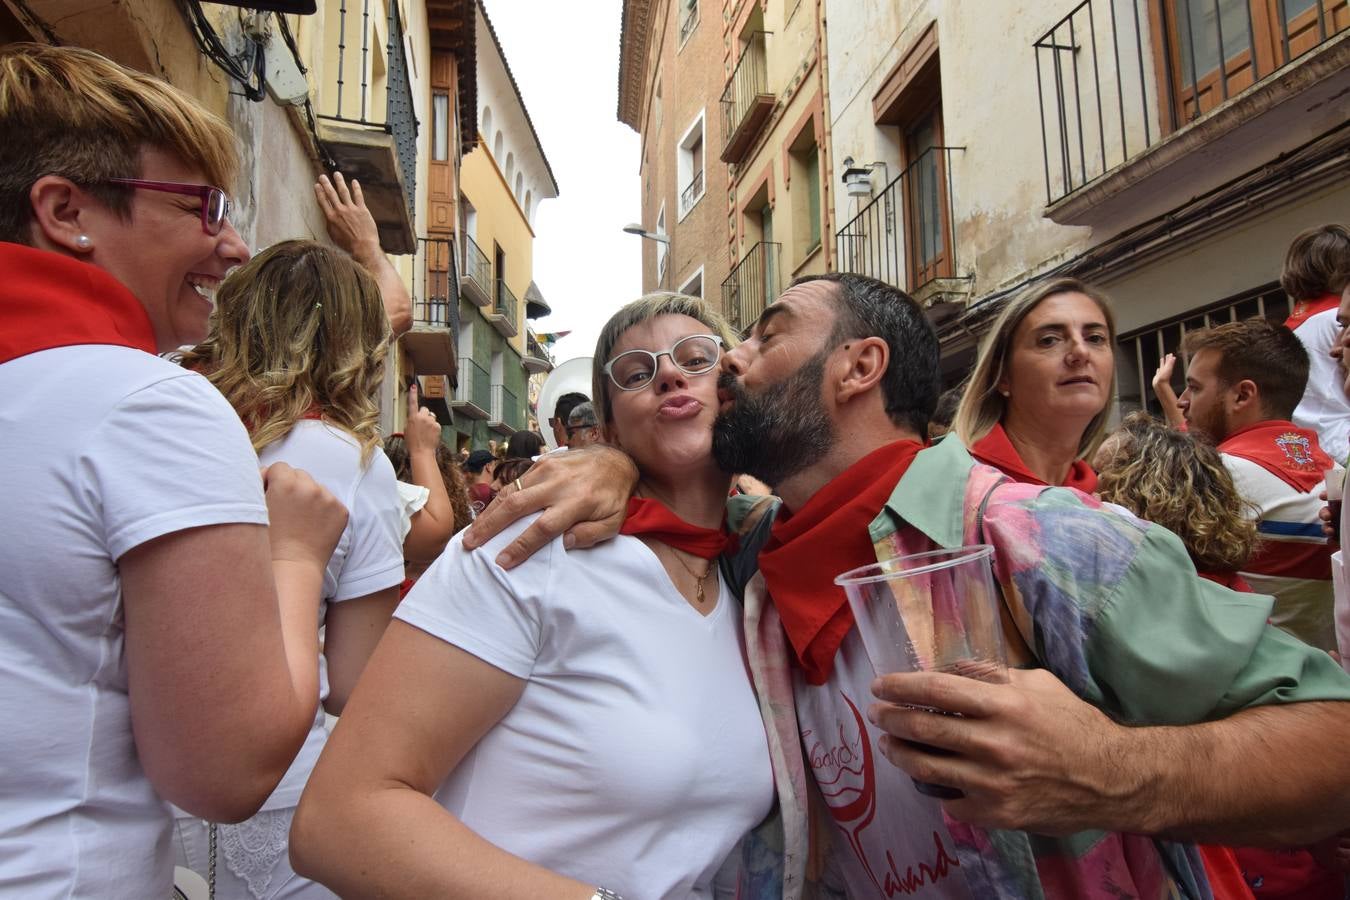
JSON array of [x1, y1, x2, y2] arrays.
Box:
[[177, 241, 406, 899], [1095, 412, 1348, 900], [953, 276, 1117, 491], [0, 44, 347, 898], [289, 294, 777, 899]]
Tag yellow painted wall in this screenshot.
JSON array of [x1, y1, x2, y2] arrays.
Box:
[[460, 139, 534, 354]]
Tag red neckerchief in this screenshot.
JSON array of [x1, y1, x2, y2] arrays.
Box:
[[758, 440, 925, 685], [1219, 420, 1332, 494], [1198, 569, 1252, 593], [0, 241, 156, 364], [969, 422, 1098, 493], [1284, 292, 1341, 332], [619, 497, 734, 559]]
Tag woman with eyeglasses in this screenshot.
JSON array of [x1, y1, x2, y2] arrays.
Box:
[[291, 294, 778, 900], [0, 44, 347, 897]]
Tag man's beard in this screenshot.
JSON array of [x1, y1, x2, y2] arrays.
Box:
[[712, 353, 834, 487]]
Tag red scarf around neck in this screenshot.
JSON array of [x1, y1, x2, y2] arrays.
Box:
[[1284, 292, 1341, 332], [1219, 420, 1333, 494], [758, 440, 925, 685], [619, 496, 734, 559], [969, 421, 1098, 493], [0, 241, 157, 364]]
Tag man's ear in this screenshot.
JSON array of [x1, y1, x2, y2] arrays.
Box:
[[833, 336, 889, 405], [1230, 378, 1261, 413], [28, 175, 98, 254]]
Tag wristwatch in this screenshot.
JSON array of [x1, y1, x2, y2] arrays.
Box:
[[591, 890, 624, 900]]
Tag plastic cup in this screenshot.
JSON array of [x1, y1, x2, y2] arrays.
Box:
[[835, 545, 1007, 799]]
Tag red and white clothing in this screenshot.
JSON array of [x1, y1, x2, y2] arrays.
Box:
[[1220, 420, 1339, 650], [0, 244, 268, 899], [395, 515, 775, 900], [792, 628, 973, 898], [1287, 294, 1350, 465]]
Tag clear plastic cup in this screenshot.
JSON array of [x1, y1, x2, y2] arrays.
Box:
[[835, 545, 1007, 798], [1326, 468, 1344, 545]]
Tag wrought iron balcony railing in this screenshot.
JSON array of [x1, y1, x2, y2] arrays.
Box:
[[317, 0, 418, 223], [411, 236, 460, 331], [493, 278, 520, 334], [721, 241, 781, 334], [491, 384, 524, 431], [1033, 0, 1346, 205], [834, 146, 961, 294], [461, 233, 493, 305], [720, 31, 774, 163], [455, 357, 491, 413], [679, 0, 699, 44], [680, 169, 705, 216], [526, 332, 552, 365]]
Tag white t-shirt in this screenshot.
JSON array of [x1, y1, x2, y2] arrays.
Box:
[[395, 519, 775, 900], [1290, 308, 1350, 465], [176, 419, 405, 815], [0, 346, 268, 900], [791, 627, 974, 900]]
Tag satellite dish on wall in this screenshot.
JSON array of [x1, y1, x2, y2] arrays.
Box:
[[536, 356, 594, 450]]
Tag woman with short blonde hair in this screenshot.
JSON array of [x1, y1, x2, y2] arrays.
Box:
[[291, 293, 778, 899], [953, 276, 1117, 490], [0, 44, 345, 897]]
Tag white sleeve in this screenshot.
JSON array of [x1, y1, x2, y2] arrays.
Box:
[[1292, 311, 1350, 464], [395, 480, 431, 540], [333, 449, 406, 601], [84, 373, 268, 560], [393, 520, 554, 678]]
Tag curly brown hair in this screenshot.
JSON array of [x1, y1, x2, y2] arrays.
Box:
[[383, 435, 473, 534], [1095, 412, 1260, 573]]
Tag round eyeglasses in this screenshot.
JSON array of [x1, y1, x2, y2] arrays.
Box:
[[107, 178, 232, 235], [603, 333, 723, 392]]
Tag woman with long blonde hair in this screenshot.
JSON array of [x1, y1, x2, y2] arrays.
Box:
[[177, 239, 405, 899], [952, 276, 1117, 491]]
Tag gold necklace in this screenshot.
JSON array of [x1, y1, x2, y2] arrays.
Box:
[[669, 550, 715, 604]]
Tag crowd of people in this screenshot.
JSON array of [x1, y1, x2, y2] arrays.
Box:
[[3, 41, 1350, 900]]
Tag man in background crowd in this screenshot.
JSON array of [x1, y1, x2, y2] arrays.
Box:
[[1285, 224, 1350, 464], [549, 391, 589, 449], [1179, 317, 1340, 650], [565, 401, 602, 449]]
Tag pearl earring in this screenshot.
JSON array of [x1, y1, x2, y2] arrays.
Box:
[[75, 234, 92, 250]]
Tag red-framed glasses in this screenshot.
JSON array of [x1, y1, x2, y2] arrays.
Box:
[[106, 178, 231, 235]]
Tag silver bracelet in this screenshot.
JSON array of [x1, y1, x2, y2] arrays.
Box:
[[591, 889, 624, 900]]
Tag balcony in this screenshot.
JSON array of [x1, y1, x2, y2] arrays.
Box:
[[721, 241, 781, 335], [451, 357, 491, 419], [488, 279, 520, 338], [1033, 0, 1349, 226], [315, 0, 419, 254], [489, 384, 524, 436], [679, 0, 699, 45], [402, 236, 460, 378], [460, 233, 492, 307], [679, 169, 705, 217], [524, 331, 553, 374], [720, 31, 774, 164], [835, 146, 964, 307]]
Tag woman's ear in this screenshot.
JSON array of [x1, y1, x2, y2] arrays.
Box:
[[28, 175, 100, 254]]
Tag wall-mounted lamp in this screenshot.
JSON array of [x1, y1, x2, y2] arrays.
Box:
[[622, 223, 671, 244]]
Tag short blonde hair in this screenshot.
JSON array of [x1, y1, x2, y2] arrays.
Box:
[[1096, 412, 1259, 572], [180, 241, 390, 462], [590, 292, 738, 425], [0, 42, 239, 242], [953, 276, 1117, 459]]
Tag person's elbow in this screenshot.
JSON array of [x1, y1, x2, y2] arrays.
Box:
[[288, 786, 329, 881], [151, 761, 294, 824]]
